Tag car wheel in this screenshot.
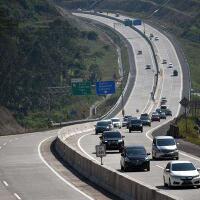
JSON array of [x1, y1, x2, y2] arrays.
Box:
[[95, 131, 98, 135], [175, 156, 179, 160], [124, 165, 127, 172], [169, 178, 173, 188], [121, 165, 124, 171], [129, 129, 131, 133], [163, 177, 168, 187], [146, 163, 150, 171], [141, 129, 143, 133]]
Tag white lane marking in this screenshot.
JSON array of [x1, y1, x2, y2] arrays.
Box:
[[3, 180, 9, 187], [78, 133, 99, 163], [0, 146, 2, 150], [3, 143, 7, 146], [14, 193, 21, 200], [38, 136, 94, 200], [156, 165, 164, 169]]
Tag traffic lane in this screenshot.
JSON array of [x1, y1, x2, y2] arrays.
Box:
[[0, 130, 92, 200], [79, 126, 200, 200], [74, 13, 156, 118]]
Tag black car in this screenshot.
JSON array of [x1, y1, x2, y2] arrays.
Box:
[[126, 117, 137, 129], [100, 131, 125, 152], [95, 120, 112, 134], [120, 145, 150, 171], [128, 119, 143, 133], [140, 113, 151, 126]]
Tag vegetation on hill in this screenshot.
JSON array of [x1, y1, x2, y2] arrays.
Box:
[[0, 0, 119, 130]]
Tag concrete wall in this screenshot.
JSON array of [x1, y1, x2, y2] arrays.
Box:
[[55, 124, 179, 200]]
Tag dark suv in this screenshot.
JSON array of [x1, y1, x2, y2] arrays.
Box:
[[99, 131, 125, 152], [140, 113, 151, 126], [128, 119, 143, 132], [120, 145, 150, 171], [95, 120, 112, 134]]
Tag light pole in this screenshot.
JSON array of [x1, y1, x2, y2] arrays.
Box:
[[143, 0, 171, 35]]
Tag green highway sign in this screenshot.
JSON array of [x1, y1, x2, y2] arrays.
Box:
[[71, 81, 91, 95]]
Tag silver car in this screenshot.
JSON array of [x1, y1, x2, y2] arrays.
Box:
[[163, 161, 200, 188], [152, 136, 179, 160]]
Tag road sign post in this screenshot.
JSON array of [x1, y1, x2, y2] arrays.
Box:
[[179, 97, 190, 134], [96, 144, 106, 165]]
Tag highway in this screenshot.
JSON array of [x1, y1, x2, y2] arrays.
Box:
[[0, 130, 95, 200], [0, 11, 198, 200], [74, 13, 200, 200]]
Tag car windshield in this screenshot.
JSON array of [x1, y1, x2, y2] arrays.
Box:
[[172, 163, 196, 171], [97, 121, 109, 126], [104, 132, 121, 139], [131, 120, 141, 124], [157, 139, 175, 146], [126, 147, 146, 156], [140, 116, 149, 120], [112, 119, 120, 122]]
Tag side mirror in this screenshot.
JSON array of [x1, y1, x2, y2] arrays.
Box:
[[197, 168, 200, 172], [99, 136, 102, 139], [165, 169, 170, 172], [122, 135, 125, 138], [121, 153, 124, 157], [147, 152, 151, 156]]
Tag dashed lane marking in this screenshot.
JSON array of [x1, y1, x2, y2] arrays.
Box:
[[3, 181, 9, 187], [14, 193, 21, 200], [156, 165, 164, 169], [3, 143, 7, 146]]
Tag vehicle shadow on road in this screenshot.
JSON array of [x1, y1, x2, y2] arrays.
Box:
[[156, 185, 198, 190]]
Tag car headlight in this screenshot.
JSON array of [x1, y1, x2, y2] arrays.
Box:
[[118, 139, 123, 142], [193, 174, 200, 178], [145, 156, 150, 160], [170, 174, 180, 179], [104, 140, 108, 143], [106, 126, 110, 129], [125, 157, 130, 162]]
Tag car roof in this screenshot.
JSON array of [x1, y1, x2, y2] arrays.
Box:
[[155, 136, 174, 139], [169, 161, 192, 165], [124, 145, 145, 149]]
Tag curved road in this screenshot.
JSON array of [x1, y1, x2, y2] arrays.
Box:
[[75, 13, 200, 200]]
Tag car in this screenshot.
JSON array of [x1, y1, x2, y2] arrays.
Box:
[[152, 136, 179, 160], [140, 113, 151, 126], [168, 63, 173, 68], [173, 69, 178, 76], [161, 97, 167, 104], [162, 59, 167, 64], [151, 112, 160, 122], [99, 131, 124, 152], [150, 33, 154, 38], [160, 112, 166, 119], [155, 36, 159, 41], [137, 50, 142, 55], [165, 108, 172, 116], [111, 117, 121, 128], [126, 116, 137, 129], [122, 115, 132, 127], [104, 119, 114, 129], [120, 145, 150, 172], [95, 120, 112, 134], [145, 64, 151, 69], [128, 119, 143, 133], [163, 161, 200, 188]]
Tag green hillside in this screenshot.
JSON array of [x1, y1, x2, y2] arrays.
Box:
[[0, 0, 119, 130]]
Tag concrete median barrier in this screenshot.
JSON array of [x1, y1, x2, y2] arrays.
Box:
[[55, 124, 179, 200]]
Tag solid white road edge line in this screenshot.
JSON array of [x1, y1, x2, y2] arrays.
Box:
[[3, 180, 9, 187], [78, 133, 100, 163], [14, 193, 21, 200], [38, 135, 94, 200]]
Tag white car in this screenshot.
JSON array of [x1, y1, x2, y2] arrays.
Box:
[[163, 161, 200, 188], [111, 118, 121, 128], [155, 36, 159, 41]]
